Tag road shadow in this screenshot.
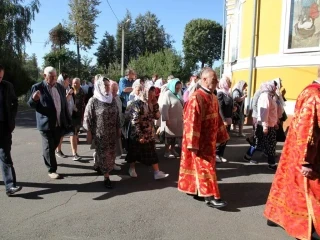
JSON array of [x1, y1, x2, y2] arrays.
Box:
[[15, 110, 37, 129]]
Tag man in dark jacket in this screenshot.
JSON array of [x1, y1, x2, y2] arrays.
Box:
[[0, 64, 21, 196], [28, 66, 71, 179]]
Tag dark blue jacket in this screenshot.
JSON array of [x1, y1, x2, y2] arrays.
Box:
[[28, 80, 71, 131], [0, 80, 18, 132]]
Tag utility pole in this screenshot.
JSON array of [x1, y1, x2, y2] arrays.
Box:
[[121, 19, 130, 76]]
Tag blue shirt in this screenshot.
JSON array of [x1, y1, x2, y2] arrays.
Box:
[[119, 76, 134, 108]]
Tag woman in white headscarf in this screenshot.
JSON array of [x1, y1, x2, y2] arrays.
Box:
[[232, 80, 248, 137], [83, 76, 120, 189], [125, 81, 169, 180]]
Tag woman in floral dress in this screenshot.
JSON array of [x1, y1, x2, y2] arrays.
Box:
[[125, 82, 169, 180], [83, 76, 120, 188]]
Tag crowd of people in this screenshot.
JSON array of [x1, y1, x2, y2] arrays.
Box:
[[0, 63, 319, 240]]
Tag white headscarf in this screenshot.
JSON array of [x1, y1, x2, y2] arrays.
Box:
[[132, 79, 143, 89], [154, 78, 163, 88], [232, 80, 247, 93], [93, 76, 113, 104], [217, 76, 231, 96]]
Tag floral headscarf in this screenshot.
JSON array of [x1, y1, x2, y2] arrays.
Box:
[[218, 76, 231, 95], [93, 76, 113, 104], [167, 78, 181, 99]]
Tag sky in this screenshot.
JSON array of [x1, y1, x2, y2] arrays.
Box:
[[25, 0, 224, 68]]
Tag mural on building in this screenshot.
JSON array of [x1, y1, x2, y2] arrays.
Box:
[[288, 0, 320, 49]]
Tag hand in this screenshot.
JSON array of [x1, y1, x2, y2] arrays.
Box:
[[32, 90, 41, 101], [139, 138, 145, 144], [298, 166, 318, 180], [67, 89, 74, 95], [87, 131, 92, 144], [263, 128, 268, 135]]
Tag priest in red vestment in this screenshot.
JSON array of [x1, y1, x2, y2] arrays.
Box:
[[178, 67, 229, 208], [264, 78, 320, 240]]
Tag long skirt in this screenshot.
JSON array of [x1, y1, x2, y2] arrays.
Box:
[[125, 140, 159, 166], [255, 125, 277, 156]]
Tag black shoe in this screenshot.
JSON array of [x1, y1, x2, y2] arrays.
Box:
[[205, 197, 227, 208], [6, 186, 22, 196], [93, 166, 103, 175], [268, 165, 278, 171], [104, 177, 113, 189], [267, 220, 278, 227]]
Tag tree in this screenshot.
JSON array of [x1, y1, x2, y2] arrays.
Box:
[[134, 11, 173, 56], [0, 0, 40, 96], [68, 0, 101, 76], [23, 53, 40, 82], [128, 49, 183, 79], [43, 48, 79, 77], [94, 31, 116, 72], [183, 19, 223, 69], [48, 23, 73, 50]]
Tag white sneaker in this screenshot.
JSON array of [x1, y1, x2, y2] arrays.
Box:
[[171, 149, 180, 157], [48, 172, 61, 179], [164, 152, 175, 158], [129, 168, 138, 178], [238, 133, 246, 137], [154, 171, 169, 180], [113, 164, 121, 171], [216, 155, 228, 163]]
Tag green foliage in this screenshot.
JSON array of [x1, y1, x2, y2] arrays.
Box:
[[183, 19, 223, 69], [23, 53, 41, 82], [43, 48, 78, 77], [94, 31, 116, 71], [0, 0, 40, 96], [68, 0, 101, 51], [115, 10, 173, 68], [105, 62, 122, 82], [128, 49, 183, 80], [48, 23, 73, 50]]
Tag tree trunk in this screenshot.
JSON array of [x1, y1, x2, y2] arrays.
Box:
[[76, 36, 81, 77], [201, 61, 205, 68]]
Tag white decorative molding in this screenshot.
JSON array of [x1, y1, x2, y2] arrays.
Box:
[[230, 52, 320, 71]]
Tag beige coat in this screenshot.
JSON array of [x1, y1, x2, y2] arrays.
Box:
[[160, 90, 183, 137]]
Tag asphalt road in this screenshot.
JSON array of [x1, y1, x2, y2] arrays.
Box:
[[0, 110, 292, 240]]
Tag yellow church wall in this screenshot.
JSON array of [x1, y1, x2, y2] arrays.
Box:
[[239, 0, 283, 58], [232, 66, 317, 100]]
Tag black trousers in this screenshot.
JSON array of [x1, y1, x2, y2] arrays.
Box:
[[216, 125, 231, 157], [40, 127, 62, 173], [0, 122, 16, 191]]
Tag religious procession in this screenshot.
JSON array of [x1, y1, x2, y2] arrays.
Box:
[[1, 63, 319, 239]]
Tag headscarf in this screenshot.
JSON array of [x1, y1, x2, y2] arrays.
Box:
[[183, 81, 201, 103], [217, 76, 231, 95], [154, 78, 163, 88], [140, 80, 155, 102], [260, 80, 277, 94], [57, 74, 65, 87], [232, 80, 247, 93], [93, 76, 113, 104], [167, 78, 181, 99], [273, 77, 286, 106], [132, 79, 143, 89]]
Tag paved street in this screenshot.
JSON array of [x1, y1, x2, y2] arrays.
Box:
[[0, 110, 292, 240]]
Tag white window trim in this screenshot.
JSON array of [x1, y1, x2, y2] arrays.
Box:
[[280, 0, 320, 54]]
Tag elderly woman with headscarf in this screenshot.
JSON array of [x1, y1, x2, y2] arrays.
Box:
[[55, 73, 82, 161], [125, 81, 169, 180], [128, 79, 143, 106], [232, 80, 248, 137], [243, 81, 279, 170], [215, 75, 235, 163], [83, 76, 120, 188], [110, 80, 123, 171], [160, 78, 184, 158]]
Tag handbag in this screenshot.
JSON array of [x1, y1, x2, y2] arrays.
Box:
[[276, 124, 286, 142]]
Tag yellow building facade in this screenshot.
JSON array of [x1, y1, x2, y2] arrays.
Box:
[[223, 0, 320, 119]]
